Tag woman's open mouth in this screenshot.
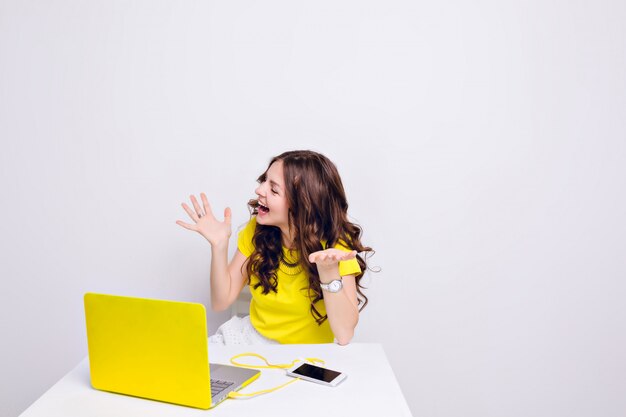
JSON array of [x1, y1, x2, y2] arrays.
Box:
[[258, 203, 270, 214]]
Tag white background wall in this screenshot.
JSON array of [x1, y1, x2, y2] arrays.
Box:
[[2, 1, 625, 416]]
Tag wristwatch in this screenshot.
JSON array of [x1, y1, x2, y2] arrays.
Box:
[[320, 278, 343, 293]]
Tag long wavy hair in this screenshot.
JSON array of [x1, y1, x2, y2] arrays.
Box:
[[246, 150, 374, 325]]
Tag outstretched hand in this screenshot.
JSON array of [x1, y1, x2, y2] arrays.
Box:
[[176, 193, 232, 246], [308, 249, 357, 269]]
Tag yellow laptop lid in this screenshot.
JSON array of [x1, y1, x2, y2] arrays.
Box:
[[84, 293, 212, 409]]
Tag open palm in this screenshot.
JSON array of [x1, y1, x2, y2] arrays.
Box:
[[308, 248, 357, 268], [176, 193, 232, 246]]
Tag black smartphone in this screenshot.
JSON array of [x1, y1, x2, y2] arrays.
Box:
[[286, 363, 347, 387]]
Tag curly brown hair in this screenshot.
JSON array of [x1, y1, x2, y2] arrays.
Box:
[[246, 150, 374, 325]]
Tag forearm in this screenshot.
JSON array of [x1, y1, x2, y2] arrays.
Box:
[[209, 242, 232, 311], [318, 267, 359, 345]]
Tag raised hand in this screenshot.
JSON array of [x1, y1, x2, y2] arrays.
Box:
[[176, 193, 232, 246], [308, 248, 357, 269]]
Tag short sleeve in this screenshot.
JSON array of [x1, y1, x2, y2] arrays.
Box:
[[237, 217, 257, 258], [339, 258, 361, 277], [334, 240, 362, 277]]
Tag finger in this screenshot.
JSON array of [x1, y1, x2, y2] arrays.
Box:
[[224, 207, 232, 224], [336, 250, 356, 261], [182, 202, 200, 221], [309, 252, 320, 263], [175, 220, 196, 231], [190, 195, 205, 217], [200, 193, 216, 219], [330, 253, 342, 262]]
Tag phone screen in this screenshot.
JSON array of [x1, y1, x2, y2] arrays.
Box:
[[291, 363, 342, 383]]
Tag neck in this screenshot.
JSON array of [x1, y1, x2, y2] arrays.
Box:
[[280, 226, 295, 249]]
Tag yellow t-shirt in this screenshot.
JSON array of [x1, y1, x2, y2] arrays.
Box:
[[237, 217, 361, 344]]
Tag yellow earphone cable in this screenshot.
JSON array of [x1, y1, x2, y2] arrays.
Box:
[[230, 352, 325, 369], [226, 353, 326, 399], [227, 377, 299, 399]]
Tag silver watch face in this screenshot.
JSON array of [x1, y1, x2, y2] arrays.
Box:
[[325, 279, 343, 293]]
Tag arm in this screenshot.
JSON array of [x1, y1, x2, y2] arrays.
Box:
[[310, 249, 360, 345], [176, 193, 249, 311], [209, 245, 249, 311]]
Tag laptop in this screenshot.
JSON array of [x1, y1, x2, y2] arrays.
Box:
[[84, 293, 260, 409]]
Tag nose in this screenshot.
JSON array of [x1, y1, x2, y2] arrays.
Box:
[[255, 183, 265, 197]]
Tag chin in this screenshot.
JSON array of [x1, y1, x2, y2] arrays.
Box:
[[255, 214, 269, 225]]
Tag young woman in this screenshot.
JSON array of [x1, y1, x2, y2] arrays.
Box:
[[176, 150, 373, 345]]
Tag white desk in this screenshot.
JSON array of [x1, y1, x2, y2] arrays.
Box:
[[19, 343, 413, 417]]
